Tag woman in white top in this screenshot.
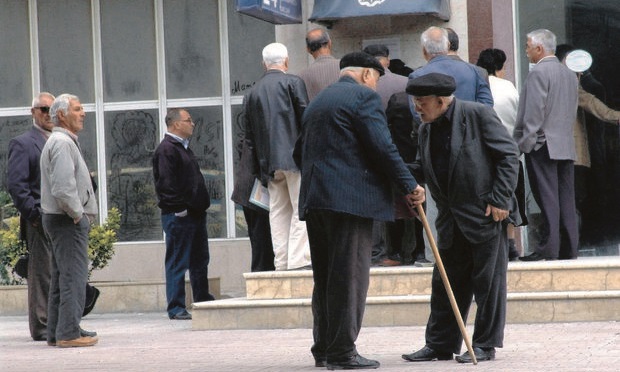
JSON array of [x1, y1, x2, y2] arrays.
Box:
[[477, 48, 524, 261], [476, 48, 519, 133]]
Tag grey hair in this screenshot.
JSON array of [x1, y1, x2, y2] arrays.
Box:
[[262, 42, 288, 67], [527, 29, 557, 54], [165, 108, 186, 127], [340, 66, 364, 76], [50, 93, 79, 125], [421, 26, 449, 57], [32, 92, 55, 108]]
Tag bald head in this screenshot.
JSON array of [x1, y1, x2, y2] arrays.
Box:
[[421, 26, 449, 61], [306, 28, 332, 58]]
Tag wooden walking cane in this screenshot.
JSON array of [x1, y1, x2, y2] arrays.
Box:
[[416, 204, 478, 365]]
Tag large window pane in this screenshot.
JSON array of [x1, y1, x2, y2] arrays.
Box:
[[164, 0, 221, 98], [105, 110, 160, 241], [186, 106, 226, 238], [517, 0, 620, 257], [100, 0, 157, 101], [0, 116, 33, 190], [227, 0, 275, 96], [0, 1, 30, 107], [38, 0, 94, 102]]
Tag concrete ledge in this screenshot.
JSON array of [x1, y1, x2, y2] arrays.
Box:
[[0, 278, 220, 316]]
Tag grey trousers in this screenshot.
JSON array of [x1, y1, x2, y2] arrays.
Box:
[[25, 220, 52, 340], [42, 214, 90, 342]]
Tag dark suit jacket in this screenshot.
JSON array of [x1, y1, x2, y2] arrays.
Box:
[[411, 99, 521, 248], [7, 127, 48, 223], [153, 135, 210, 217], [295, 76, 418, 222], [243, 69, 308, 186]]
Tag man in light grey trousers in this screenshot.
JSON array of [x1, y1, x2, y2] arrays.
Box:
[[40, 94, 99, 348]]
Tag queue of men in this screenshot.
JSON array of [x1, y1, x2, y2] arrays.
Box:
[[235, 25, 582, 369], [8, 24, 585, 368]]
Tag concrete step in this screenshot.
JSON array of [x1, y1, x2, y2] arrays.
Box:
[[192, 290, 620, 330], [244, 258, 620, 299], [193, 257, 620, 330]]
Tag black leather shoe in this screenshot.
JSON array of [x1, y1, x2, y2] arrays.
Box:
[[519, 252, 546, 261], [326, 354, 380, 370], [455, 347, 495, 363], [314, 356, 326, 367], [402, 346, 453, 362], [80, 328, 97, 337], [83, 285, 100, 316], [170, 310, 192, 320]]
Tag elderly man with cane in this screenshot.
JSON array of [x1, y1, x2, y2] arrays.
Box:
[[402, 73, 521, 364]]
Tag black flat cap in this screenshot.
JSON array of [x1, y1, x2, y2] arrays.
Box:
[[406, 73, 456, 96], [340, 52, 385, 76], [363, 44, 389, 58]]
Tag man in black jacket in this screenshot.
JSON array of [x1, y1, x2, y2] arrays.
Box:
[[402, 73, 520, 364], [153, 108, 215, 320], [244, 42, 310, 271]]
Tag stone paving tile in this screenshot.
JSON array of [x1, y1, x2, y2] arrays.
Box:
[[1, 313, 619, 371]]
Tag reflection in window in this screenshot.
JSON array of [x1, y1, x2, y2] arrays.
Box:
[[100, 0, 157, 101], [185, 106, 227, 238], [105, 110, 160, 241], [0, 1, 30, 107], [227, 0, 275, 96], [38, 0, 94, 101], [163, 0, 221, 98], [0, 116, 33, 189]]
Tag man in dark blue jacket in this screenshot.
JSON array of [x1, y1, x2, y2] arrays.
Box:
[[295, 52, 425, 370], [153, 108, 215, 320], [7, 92, 55, 340]]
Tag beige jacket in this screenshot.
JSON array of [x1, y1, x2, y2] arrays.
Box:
[[574, 85, 620, 167]]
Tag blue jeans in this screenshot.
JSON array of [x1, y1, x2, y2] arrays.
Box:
[[161, 213, 214, 318]]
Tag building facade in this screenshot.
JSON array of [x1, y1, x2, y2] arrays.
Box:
[[1, 0, 618, 294]]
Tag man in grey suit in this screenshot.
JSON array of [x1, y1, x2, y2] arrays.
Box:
[[298, 28, 341, 101], [513, 29, 579, 261], [402, 73, 520, 364], [295, 52, 425, 370]]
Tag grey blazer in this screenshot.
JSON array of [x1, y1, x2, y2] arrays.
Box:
[[513, 56, 578, 160], [412, 99, 520, 248]]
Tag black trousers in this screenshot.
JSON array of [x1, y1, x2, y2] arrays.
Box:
[[306, 210, 373, 362], [24, 219, 51, 340], [243, 207, 275, 272], [525, 144, 579, 259], [425, 224, 508, 354]]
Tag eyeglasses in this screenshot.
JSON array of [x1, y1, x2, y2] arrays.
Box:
[[35, 106, 50, 113], [180, 119, 194, 124]]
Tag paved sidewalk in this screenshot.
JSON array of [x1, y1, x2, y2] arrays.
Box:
[[1, 313, 618, 371]]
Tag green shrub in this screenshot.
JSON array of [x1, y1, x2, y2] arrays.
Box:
[[0, 191, 122, 284], [88, 207, 121, 277]]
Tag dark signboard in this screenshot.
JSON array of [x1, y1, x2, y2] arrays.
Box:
[[236, 0, 302, 25], [310, 0, 450, 22]]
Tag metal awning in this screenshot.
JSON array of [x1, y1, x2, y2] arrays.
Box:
[[309, 0, 451, 23]]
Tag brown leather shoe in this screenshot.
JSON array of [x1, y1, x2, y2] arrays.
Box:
[[379, 258, 401, 267], [57, 336, 98, 348]]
